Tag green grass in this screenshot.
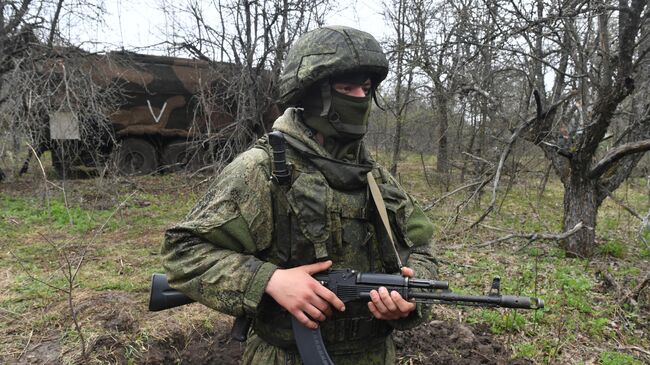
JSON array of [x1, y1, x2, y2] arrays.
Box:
[[469, 309, 528, 334], [599, 351, 643, 365], [1, 174, 197, 324], [599, 240, 626, 258], [0, 193, 115, 236]]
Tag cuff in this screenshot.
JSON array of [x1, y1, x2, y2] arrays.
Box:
[[242, 261, 278, 315]]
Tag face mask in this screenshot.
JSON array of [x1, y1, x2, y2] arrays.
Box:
[[300, 81, 373, 160], [302, 86, 372, 142], [327, 91, 372, 140]]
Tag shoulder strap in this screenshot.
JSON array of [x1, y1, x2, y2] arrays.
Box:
[[367, 171, 403, 269]]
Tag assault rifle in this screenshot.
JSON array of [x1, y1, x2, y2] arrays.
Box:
[[149, 269, 543, 365]]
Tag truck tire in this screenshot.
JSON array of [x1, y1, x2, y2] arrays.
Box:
[[115, 138, 158, 175], [162, 140, 189, 172]]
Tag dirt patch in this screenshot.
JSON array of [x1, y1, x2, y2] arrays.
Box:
[[394, 320, 530, 365], [15, 338, 62, 365], [140, 320, 243, 365], [136, 319, 526, 365]]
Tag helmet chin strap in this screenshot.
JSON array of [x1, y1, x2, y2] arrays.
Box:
[[319, 81, 332, 117], [372, 87, 385, 111]]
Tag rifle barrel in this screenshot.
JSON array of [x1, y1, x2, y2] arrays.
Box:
[[409, 291, 544, 309]]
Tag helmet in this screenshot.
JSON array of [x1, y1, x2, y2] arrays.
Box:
[[278, 26, 388, 106]]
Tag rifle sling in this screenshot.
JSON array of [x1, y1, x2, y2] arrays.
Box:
[[366, 171, 403, 269]]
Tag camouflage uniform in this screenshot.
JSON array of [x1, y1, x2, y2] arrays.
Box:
[[162, 26, 437, 365]]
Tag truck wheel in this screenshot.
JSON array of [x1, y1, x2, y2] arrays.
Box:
[[115, 138, 158, 175], [162, 141, 189, 172]]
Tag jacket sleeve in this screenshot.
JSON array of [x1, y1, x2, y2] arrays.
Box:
[[161, 148, 277, 317], [390, 200, 438, 330]]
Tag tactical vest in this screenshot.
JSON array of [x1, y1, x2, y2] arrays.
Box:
[[251, 136, 415, 355]]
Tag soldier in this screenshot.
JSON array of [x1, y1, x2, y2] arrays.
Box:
[[162, 25, 437, 364]]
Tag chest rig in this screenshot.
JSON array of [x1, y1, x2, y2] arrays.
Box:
[[251, 132, 415, 353]]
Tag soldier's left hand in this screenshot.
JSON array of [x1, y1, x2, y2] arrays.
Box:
[[367, 266, 417, 320]]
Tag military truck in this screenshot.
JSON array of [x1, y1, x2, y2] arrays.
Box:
[[44, 51, 277, 176]]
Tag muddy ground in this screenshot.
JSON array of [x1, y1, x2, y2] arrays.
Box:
[[140, 320, 529, 365], [139, 320, 529, 365], [18, 321, 528, 365]]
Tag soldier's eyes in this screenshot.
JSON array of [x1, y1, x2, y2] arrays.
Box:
[[333, 82, 371, 96]]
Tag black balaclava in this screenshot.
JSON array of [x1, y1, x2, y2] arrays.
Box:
[[300, 74, 373, 161]]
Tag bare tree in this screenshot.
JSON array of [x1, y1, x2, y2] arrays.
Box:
[[383, 0, 417, 176], [402, 0, 504, 191], [1, 0, 116, 180], [513, 0, 650, 257], [395, 0, 649, 257], [156, 0, 334, 165]]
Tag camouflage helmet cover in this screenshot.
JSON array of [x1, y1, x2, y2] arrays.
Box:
[[278, 26, 389, 106]]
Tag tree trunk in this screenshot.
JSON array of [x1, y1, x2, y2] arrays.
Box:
[[562, 170, 598, 257], [435, 92, 449, 189], [388, 0, 408, 176], [390, 115, 402, 176]]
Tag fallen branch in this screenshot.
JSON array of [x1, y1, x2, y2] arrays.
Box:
[[475, 222, 585, 248], [423, 180, 484, 211], [17, 329, 33, 361], [596, 269, 649, 307], [618, 345, 650, 357], [596, 269, 623, 294], [630, 273, 650, 302], [461, 217, 512, 233]]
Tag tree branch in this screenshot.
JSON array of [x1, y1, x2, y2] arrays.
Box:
[[589, 139, 650, 179], [597, 183, 643, 220], [1, 0, 32, 36], [476, 222, 585, 248], [470, 90, 574, 228], [423, 179, 484, 211]]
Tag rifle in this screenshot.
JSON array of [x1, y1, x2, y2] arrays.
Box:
[[149, 269, 543, 365]]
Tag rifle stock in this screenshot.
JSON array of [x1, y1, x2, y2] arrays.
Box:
[[148, 273, 195, 311]]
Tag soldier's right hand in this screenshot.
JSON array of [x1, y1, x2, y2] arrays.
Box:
[[265, 260, 345, 329]]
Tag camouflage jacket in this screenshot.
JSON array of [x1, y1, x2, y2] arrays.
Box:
[[162, 108, 437, 348]]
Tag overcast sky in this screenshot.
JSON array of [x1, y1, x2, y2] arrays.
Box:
[[80, 1, 389, 55]]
